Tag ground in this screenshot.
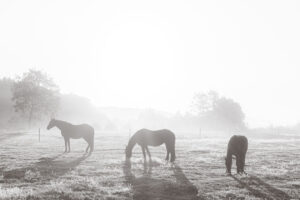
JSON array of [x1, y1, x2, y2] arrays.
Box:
[[0, 132, 299, 200]]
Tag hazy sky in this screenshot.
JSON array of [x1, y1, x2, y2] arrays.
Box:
[[0, 0, 300, 127]]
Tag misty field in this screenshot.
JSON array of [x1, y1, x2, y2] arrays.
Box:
[[0, 132, 299, 200]]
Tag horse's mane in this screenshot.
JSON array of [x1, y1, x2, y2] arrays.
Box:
[[55, 119, 73, 126]]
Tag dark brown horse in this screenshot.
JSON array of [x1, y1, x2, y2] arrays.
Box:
[[125, 129, 176, 162], [47, 119, 94, 154], [225, 135, 248, 175]]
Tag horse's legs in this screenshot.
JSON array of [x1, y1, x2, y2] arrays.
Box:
[[141, 146, 146, 160], [165, 143, 170, 161], [85, 144, 90, 153], [63, 137, 67, 153], [225, 154, 232, 174], [67, 138, 71, 152], [166, 152, 170, 161], [145, 146, 151, 161], [170, 141, 176, 162], [89, 137, 94, 153], [241, 153, 246, 173], [84, 136, 94, 154], [90, 138, 94, 153], [236, 155, 241, 174]]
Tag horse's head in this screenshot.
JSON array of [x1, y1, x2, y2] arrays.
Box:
[[47, 119, 56, 130], [125, 146, 132, 159]]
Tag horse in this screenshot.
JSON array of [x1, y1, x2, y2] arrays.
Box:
[[47, 119, 94, 154], [125, 129, 176, 162], [225, 135, 248, 175]]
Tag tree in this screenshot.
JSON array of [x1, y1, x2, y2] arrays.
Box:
[[192, 90, 218, 116], [212, 97, 246, 130], [12, 69, 60, 127], [193, 91, 246, 131], [0, 78, 14, 127]]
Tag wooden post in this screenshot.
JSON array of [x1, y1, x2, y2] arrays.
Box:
[[38, 128, 40, 142]]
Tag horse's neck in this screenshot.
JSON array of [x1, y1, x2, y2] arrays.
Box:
[[127, 137, 137, 151], [55, 121, 70, 132]]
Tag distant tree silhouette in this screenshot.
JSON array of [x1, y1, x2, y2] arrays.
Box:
[[11, 69, 60, 127], [192, 90, 218, 116], [193, 91, 246, 131], [0, 78, 14, 127], [213, 97, 246, 130]]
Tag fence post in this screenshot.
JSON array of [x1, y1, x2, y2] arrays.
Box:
[[39, 128, 40, 142]]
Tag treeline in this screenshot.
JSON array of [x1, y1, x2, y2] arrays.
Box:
[[0, 70, 112, 130], [0, 69, 248, 133]]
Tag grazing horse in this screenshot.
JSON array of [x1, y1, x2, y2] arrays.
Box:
[[125, 129, 176, 162], [225, 135, 248, 175], [47, 119, 94, 154]]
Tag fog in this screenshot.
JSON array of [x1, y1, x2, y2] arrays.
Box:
[[1, 2, 300, 200], [1, 0, 300, 130]]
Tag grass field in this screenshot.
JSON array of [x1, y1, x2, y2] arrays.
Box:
[[0, 132, 299, 200]]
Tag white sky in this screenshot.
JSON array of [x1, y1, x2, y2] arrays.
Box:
[[0, 0, 300, 127]]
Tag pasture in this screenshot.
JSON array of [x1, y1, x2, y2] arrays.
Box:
[[0, 132, 299, 200]]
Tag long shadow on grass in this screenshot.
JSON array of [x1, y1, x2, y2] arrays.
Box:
[[123, 160, 202, 200], [232, 175, 291, 200], [3, 153, 90, 181]]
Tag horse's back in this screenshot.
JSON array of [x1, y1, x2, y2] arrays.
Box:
[[153, 129, 175, 141], [135, 129, 175, 146], [228, 135, 248, 155], [66, 123, 94, 139], [76, 123, 93, 131]]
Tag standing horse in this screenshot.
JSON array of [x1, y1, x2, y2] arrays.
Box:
[[125, 129, 176, 162], [47, 119, 94, 154], [225, 135, 248, 175]]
